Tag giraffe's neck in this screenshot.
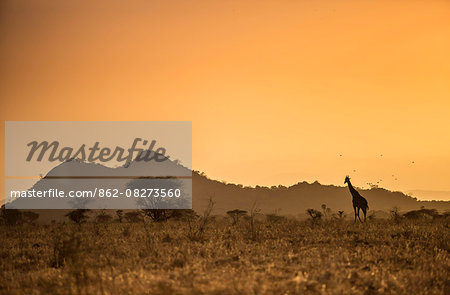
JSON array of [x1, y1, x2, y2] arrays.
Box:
[[347, 181, 358, 198]]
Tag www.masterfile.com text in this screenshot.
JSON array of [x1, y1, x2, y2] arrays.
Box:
[[9, 188, 183, 199]]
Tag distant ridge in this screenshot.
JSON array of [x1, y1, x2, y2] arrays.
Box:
[[6, 158, 449, 217], [407, 190, 450, 202], [191, 172, 450, 215]]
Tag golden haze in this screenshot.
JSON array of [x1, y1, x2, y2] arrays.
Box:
[[1, 0, 449, 200]]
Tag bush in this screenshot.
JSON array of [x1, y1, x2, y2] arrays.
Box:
[[266, 213, 286, 223], [142, 209, 172, 222], [65, 209, 90, 224], [116, 210, 124, 223], [389, 207, 402, 223], [0, 207, 23, 225], [245, 203, 262, 241], [226, 209, 248, 225], [187, 199, 214, 241], [124, 211, 143, 223], [95, 212, 113, 223], [403, 208, 438, 220], [170, 209, 198, 221], [22, 211, 40, 224], [306, 209, 323, 223]]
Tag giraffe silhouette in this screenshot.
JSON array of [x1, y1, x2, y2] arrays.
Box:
[[344, 176, 369, 222]]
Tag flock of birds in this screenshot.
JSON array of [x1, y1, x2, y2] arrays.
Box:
[[338, 153, 416, 187]]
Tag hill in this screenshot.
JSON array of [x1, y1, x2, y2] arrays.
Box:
[[5, 158, 449, 220], [191, 172, 450, 215]]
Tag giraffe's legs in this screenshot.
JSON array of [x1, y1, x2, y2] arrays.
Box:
[[353, 206, 357, 223], [357, 207, 362, 222], [362, 207, 367, 222]]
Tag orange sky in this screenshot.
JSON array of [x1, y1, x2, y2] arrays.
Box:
[[1, 0, 449, 200]]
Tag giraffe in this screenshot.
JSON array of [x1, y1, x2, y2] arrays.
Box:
[[344, 176, 369, 222]]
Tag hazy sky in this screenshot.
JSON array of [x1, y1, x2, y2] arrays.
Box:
[[1, 0, 449, 200]]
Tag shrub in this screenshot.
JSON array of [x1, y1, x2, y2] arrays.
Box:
[[22, 211, 39, 224], [142, 209, 172, 222], [124, 211, 144, 223], [65, 209, 90, 224], [321, 204, 332, 218], [403, 208, 438, 219], [389, 207, 402, 223], [306, 209, 323, 222], [95, 212, 113, 223], [227, 209, 248, 225], [170, 209, 198, 221], [116, 210, 124, 223], [187, 198, 214, 241], [0, 207, 23, 225], [266, 213, 286, 223], [245, 203, 262, 241]]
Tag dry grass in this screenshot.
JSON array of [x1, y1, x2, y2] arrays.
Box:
[[0, 217, 449, 294]]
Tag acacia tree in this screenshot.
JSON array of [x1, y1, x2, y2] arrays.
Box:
[[65, 209, 90, 224], [143, 209, 172, 222], [226, 209, 248, 225], [126, 177, 190, 222]]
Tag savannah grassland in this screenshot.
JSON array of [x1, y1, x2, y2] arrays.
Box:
[[0, 214, 449, 295]]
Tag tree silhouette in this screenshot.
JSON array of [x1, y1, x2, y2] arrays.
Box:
[[226, 209, 248, 225], [126, 177, 190, 222], [65, 209, 90, 224], [306, 209, 322, 223]]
